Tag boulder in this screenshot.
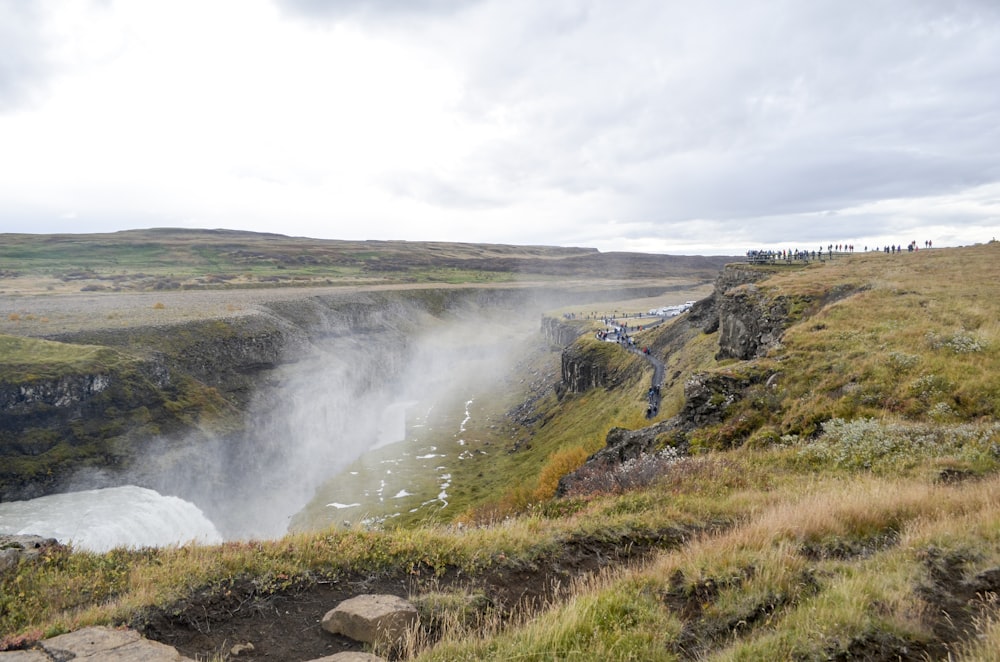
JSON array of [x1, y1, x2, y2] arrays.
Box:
[[0, 536, 61, 574], [0, 651, 50, 661], [304, 653, 387, 662], [321, 594, 418, 646], [40, 626, 193, 661]]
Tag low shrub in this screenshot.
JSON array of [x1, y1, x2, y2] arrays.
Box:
[[563, 448, 683, 497], [796, 417, 1000, 473], [534, 447, 590, 500]]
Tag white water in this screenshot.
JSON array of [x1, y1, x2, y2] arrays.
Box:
[[374, 400, 419, 449], [0, 485, 222, 552]]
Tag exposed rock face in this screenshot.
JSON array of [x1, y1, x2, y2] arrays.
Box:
[[698, 264, 782, 360], [0, 352, 199, 501], [681, 371, 760, 427], [321, 594, 419, 646], [716, 283, 790, 360], [540, 316, 584, 347], [560, 343, 610, 393], [50, 314, 307, 408], [0, 650, 47, 661], [592, 421, 682, 466], [559, 340, 646, 394], [0, 373, 112, 411]]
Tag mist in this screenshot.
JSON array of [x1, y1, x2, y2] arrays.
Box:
[[115, 296, 539, 539]]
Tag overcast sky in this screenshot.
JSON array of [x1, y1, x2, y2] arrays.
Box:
[[1, 0, 998, 254]]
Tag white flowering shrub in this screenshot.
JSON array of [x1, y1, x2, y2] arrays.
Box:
[[910, 373, 951, 400], [928, 402, 957, 421], [564, 447, 683, 496], [926, 331, 985, 354], [798, 417, 1000, 472], [886, 352, 919, 370]]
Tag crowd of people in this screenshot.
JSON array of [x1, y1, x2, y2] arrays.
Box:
[[747, 241, 935, 263]]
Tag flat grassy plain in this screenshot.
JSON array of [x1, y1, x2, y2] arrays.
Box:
[[0, 228, 726, 296], [2, 238, 1000, 660]]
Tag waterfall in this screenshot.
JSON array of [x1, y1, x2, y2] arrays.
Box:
[[0, 485, 222, 552]]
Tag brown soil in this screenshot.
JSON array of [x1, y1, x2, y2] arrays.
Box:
[[136, 534, 1000, 661], [134, 530, 689, 661]]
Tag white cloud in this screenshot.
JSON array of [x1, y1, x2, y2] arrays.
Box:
[[0, 0, 998, 252]]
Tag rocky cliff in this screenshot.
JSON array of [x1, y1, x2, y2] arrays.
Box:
[[557, 262, 796, 490], [698, 264, 779, 359], [540, 316, 585, 348], [0, 292, 439, 501], [1, 284, 689, 503], [557, 338, 647, 395], [715, 282, 791, 360]]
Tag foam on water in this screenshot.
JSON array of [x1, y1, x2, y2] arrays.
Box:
[[0, 485, 222, 552]]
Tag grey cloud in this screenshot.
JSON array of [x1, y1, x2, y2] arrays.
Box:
[[440, 0, 1000, 234], [265, 0, 1000, 247]]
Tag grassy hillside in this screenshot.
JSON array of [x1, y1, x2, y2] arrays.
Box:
[[3, 242, 1000, 660], [691, 243, 1000, 451]]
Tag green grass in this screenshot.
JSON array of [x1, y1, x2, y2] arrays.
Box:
[[689, 243, 1000, 445], [0, 335, 134, 382], [441, 339, 652, 524]]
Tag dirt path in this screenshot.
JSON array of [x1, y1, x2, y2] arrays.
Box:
[[641, 351, 666, 418], [598, 315, 668, 418], [136, 529, 690, 661]]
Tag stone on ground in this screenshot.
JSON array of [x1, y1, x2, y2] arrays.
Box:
[[0, 535, 61, 573], [321, 594, 419, 646], [0, 652, 50, 661], [304, 653, 387, 662], [0, 626, 195, 661]]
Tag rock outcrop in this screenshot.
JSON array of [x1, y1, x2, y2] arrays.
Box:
[[0, 347, 215, 501], [0, 535, 61, 574], [0, 624, 392, 662], [681, 371, 761, 427], [716, 283, 790, 360], [321, 594, 419, 647], [557, 333, 650, 396], [691, 263, 778, 358], [556, 419, 683, 496], [540, 316, 585, 347], [560, 343, 610, 393]]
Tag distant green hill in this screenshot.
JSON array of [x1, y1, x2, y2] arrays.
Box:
[[0, 228, 731, 293]]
